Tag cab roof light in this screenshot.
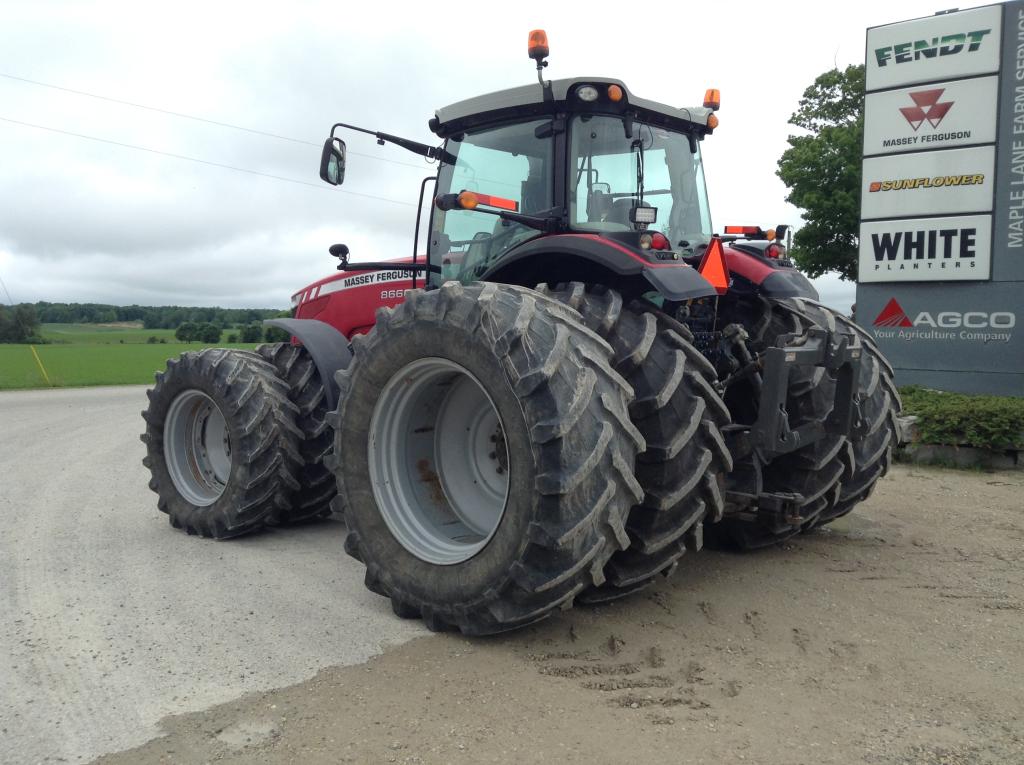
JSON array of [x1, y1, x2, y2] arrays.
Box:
[[724, 225, 764, 236], [703, 88, 721, 111], [528, 29, 549, 61], [607, 84, 624, 102], [707, 113, 719, 129]]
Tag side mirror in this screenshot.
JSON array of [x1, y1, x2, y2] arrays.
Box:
[[319, 138, 346, 185], [775, 224, 789, 241]]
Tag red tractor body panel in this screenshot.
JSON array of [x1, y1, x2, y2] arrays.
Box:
[[292, 259, 416, 338], [722, 245, 775, 284]]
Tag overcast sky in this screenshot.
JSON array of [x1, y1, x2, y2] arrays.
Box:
[[0, 0, 955, 311]]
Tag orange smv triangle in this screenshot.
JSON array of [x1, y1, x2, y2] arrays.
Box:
[[698, 238, 730, 295]]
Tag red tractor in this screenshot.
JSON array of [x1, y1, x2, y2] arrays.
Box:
[[141, 32, 899, 635]]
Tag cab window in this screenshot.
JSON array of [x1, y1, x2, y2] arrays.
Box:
[[429, 120, 553, 284]]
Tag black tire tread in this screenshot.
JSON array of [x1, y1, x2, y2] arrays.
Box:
[[256, 342, 336, 523], [335, 282, 644, 635], [140, 348, 302, 538], [808, 303, 901, 526], [536, 282, 731, 600], [718, 297, 858, 549]]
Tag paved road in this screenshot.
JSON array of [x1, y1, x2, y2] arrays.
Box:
[[0, 386, 424, 765]]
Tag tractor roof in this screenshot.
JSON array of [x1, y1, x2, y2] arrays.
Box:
[[429, 77, 714, 139]]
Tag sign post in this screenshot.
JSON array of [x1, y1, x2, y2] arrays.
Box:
[[856, 3, 1024, 396]]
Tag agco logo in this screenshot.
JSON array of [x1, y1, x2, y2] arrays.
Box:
[[900, 89, 953, 131], [872, 298, 1015, 342]]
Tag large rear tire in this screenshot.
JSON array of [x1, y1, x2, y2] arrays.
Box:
[[141, 348, 302, 538], [256, 342, 336, 524], [537, 283, 731, 601], [332, 282, 645, 635]]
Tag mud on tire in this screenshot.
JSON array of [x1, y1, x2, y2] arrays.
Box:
[[538, 283, 731, 601], [256, 342, 336, 523], [331, 282, 645, 635], [141, 348, 303, 538]]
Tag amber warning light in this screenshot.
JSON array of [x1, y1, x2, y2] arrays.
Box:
[[528, 30, 549, 61], [703, 88, 721, 111]]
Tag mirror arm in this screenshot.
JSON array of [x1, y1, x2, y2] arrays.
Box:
[[330, 122, 454, 164]]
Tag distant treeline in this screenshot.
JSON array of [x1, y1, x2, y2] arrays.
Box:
[[31, 302, 287, 329]]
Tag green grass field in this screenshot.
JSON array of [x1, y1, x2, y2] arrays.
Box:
[[41, 323, 180, 344], [1, 324, 260, 390]]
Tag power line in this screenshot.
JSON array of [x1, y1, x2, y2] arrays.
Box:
[[0, 72, 429, 171], [0, 271, 14, 304], [0, 115, 416, 207]]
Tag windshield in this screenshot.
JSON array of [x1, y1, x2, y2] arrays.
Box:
[[429, 120, 553, 284], [570, 115, 712, 253]]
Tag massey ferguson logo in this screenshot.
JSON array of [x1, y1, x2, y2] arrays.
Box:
[[871, 298, 1015, 343], [900, 89, 952, 130], [880, 90, 971, 148]]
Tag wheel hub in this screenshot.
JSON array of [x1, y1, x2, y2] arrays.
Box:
[[368, 358, 510, 565], [164, 390, 232, 506]]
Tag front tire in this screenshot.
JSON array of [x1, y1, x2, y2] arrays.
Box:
[[809, 306, 900, 527], [715, 297, 855, 549], [332, 282, 645, 635]]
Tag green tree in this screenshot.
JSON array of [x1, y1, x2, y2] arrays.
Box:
[[0, 304, 43, 343], [240, 323, 263, 343], [777, 64, 865, 281], [264, 325, 289, 344], [175, 322, 199, 343], [197, 322, 222, 344]]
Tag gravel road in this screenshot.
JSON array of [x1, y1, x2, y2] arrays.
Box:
[[0, 386, 423, 765], [4, 386, 1024, 765]]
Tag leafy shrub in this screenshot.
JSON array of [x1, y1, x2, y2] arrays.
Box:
[[900, 386, 1024, 451]]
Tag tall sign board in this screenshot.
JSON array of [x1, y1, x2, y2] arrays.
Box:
[[856, 3, 1024, 396]]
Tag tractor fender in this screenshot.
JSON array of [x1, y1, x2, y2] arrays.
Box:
[[484, 233, 719, 301], [723, 247, 819, 299], [263, 318, 352, 411]]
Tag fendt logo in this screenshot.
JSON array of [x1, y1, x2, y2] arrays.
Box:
[[900, 89, 952, 130], [871, 298, 1015, 343], [875, 29, 992, 68]]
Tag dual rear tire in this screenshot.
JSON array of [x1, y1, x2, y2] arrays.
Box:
[[333, 282, 646, 634]]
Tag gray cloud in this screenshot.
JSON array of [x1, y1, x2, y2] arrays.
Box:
[[0, 0, 942, 309]]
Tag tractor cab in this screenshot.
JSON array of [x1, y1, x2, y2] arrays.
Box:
[[319, 31, 721, 301], [427, 76, 717, 286]]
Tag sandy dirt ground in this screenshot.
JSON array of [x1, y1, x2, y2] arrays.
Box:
[[92, 463, 1024, 765]]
